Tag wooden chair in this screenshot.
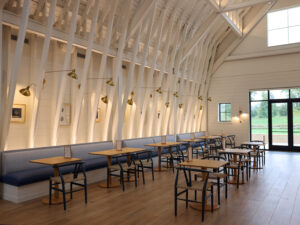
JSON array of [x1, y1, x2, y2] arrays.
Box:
[[134, 150, 154, 184], [199, 156, 228, 205], [175, 167, 214, 221], [110, 155, 138, 191], [49, 162, 87, 210]]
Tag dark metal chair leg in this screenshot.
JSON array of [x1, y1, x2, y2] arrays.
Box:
[[49, 180, 52, 205]]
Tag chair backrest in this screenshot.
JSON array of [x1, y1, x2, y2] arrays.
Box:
[[175, 167, 210, 190], [57, 161, 86, 182], [202, 155, 226, 161]]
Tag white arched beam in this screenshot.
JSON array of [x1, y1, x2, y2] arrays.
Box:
[[51, 0, 80, 146], [0, 0, 31, 150], [102, 0, 133, 141], [137, 8, 167, 138], [28, 0, 57, 148], [88, 0, 118, 142], [70, 0, 101, 144]]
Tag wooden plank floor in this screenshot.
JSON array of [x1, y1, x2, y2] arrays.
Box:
[[1, 151, 300, 225]]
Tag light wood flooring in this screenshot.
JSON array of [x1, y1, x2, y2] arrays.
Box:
[[1, 151, 300, 225]]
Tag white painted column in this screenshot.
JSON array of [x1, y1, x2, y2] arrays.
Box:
[[51, 0, 80, 146], [70, 0, 100, 144], [28, 0, 57, 148], [0, 0, 31, 150]]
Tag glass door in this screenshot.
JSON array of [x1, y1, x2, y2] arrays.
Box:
[[293, 102, 300, 147], [269, 102, 289, 149]]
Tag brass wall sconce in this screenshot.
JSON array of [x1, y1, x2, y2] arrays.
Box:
[[165, 102, 169, 108], [20, 69, 78, 96], [200, 105, 203, 110], [179, 103, 183, 109], [207, 97, 212, 101], [173, 92, 179, 98], [156, 87, 162, 94], [101, 96, 108, 104], [198, 96, 203, 100], [150, 94, 153, 98], [127, 92, 134, 106], [87, 77, 114, 86]]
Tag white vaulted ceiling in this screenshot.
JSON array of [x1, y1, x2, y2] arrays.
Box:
[[0, 0, 278, 149]]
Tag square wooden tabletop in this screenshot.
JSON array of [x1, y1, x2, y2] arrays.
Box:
[[219, 148, 253, 154], [145, 142, 184, 147], [30, 156, 82, 166], [179, 159, 228, 169], [89, 147, 145, 156]]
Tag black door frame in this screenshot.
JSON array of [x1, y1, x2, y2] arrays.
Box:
[[268, 99, 300, 151]]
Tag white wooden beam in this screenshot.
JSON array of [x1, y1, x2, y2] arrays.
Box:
[[51, 0, 80, 146], [70, 0, 101, 144], [221, 0, 274, 12], [0, 9, 3, 148], [206, 0, 242, 37], [28, 0, 57, 148], [126, 0, 155, 41], [87, 0, 118, 142], [181, 13, 218, 63], [102, 0, 133, 141], [0, 0, 31, 150], [212, 1, 277, 75]]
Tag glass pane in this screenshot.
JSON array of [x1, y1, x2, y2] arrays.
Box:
[[271, 103, 288, 146], [289, 26, 300, 44], [220, 104, 225, 113], [288, 7, 300, 26], [293, 102, 300, 146], [251, 102, 269, 145], [291, 89, 300, 98], [268, 10, 288, 30], [250, 90, 268, 101], [269, 89, 289, 99], [225, 113, 231, 121], [268, 28, 289, 46], [225, 104, 231, 112]]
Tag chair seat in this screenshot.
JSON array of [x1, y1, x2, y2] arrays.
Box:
[[111, 163, 136, 171], [195, 172, 227, 179], [227, 163, 239, 169], [137, 160, 152, 166], [177, 181, 213, 191], [51, 174, 85, 184]]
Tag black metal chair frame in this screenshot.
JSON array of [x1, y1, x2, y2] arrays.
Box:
[[49, 161, 87, 210], [134, 150, 154, 184], [175, 166, 214, 222]]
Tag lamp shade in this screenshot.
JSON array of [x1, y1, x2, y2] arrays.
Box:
[[19, 85, 31, 96], [67, 69, 78, 80], [101, 96, 108, 104], [106, 78, 114, 86]]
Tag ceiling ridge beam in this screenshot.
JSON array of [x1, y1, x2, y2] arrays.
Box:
[[206, 0, 242, 37]]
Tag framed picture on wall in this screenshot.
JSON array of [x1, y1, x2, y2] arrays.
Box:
[[64, 145, 72, 158], [11, 104, 26, 123], [96, 108, 101, 123], [59, 103, 71, 126]]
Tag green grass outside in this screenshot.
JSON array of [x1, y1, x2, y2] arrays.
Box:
[[251, 111, 300, 135]]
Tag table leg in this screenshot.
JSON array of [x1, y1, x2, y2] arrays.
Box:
[[190, 167, 219, 211], [253, 145, 257, 168], [99, 156, 120, 188], [154, 147, 167, 172], [42, 167, 70, 204], [227, 154, 243, 184]]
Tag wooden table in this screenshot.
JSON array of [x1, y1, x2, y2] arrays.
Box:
[[196, 136, 220, 154], [30, 156, 82, 204], [89, 147, 145, 188], [179, 159, 228, 211], [219, 148, 253, 184], [145, 142, 183, 172], [242, 142, 264, 169]]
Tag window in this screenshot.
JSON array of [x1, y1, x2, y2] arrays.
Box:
[[267, 6, 300, 47], [218, 103, 231, 122]]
